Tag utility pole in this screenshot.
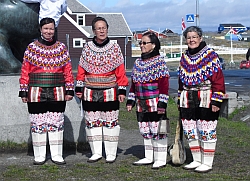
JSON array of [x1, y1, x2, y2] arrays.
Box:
[[124, 36, 128, 70], [195, 0, 200, 26]]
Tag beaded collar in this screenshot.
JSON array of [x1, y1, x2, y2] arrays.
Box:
[[79, 40, 124, 74], [24, 40, 70, 68], [131, 55, 169, 83], [178, 45, 221, 86]]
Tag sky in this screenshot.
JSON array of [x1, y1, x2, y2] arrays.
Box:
[[79, 0, 250, 34]]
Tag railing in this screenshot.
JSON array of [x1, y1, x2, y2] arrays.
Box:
[[132, 45, 248, 55]]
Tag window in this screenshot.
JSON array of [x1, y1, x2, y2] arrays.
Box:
[[77, 14, 85, 26], [73, 38, 86, 48]]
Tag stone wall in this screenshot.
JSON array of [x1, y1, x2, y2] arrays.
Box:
[[0, 75, 86, 144]]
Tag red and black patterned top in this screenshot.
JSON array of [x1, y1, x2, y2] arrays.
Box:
[[178, 41, 225, 105], [19, 37, 74, 97], [76, 38, 128, 94]]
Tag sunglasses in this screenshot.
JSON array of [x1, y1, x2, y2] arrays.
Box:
[[139, 41, 152, 45]]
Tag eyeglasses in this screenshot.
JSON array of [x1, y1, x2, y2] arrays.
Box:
[[95, 27, 107, 32], [139, 41, 152, 45], [186, 36, 200, 40]]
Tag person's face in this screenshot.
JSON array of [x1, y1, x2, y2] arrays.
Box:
[[139, 35, 155, 54], [186, 32, 202, 49], [93, 20, 108, 43], [40, 23, 55, 40]]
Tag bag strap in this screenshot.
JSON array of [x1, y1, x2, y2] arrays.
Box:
[[174, 114, 184, 143], [179, 115, 184, 141]]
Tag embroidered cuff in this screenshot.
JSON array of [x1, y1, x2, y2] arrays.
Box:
[[211, 92, 224, 102], [76, 80, 84, 87], [118, 86, 126, 96], [118, 86, 127, 90], [20, 84, 28, 92], [65, 83, 74, 91], [159, 94, 169, 104], [128, 92, 135, 101]]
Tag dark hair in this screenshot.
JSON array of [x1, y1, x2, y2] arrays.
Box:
[[183, 26, 202, 39], [91, 16, 109, 31], [39, 18, 55, 28], [142, 32, 161, 51]]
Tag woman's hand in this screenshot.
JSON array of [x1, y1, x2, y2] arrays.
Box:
[[118, 95, 125, 103], [65, 95, 73, 101], [21, 97, 28, 103], [127, 105, 132, 112], [212, 105, 220, 112]]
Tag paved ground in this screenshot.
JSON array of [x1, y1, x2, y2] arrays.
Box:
[[0, 129, 148, 167]]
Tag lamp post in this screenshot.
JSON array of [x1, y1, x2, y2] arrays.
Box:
[[124, 36, 128, 70], [195, 0, 199, 26]]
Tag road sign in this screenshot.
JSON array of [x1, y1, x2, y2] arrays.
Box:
[[186, 14, 195, 23]]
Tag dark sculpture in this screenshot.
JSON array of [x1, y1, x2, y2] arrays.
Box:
[[0, 0, 39, 74]]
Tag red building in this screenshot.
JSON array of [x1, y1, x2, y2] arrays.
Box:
[[133, 28, 174, 40]]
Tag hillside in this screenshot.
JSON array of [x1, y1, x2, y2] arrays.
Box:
[[132, 32, 250, 68]]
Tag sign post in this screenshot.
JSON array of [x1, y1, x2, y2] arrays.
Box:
[[186, 14, 195, 23]]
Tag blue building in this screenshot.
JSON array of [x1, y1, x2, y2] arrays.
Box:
[[218, 23, 248, 34]]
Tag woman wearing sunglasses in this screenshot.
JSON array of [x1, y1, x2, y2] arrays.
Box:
[[178, 26, 225, 173], [126, 32, 170, 169]]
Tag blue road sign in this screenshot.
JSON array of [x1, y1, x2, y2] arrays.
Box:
[[186, 14, 195, 23]]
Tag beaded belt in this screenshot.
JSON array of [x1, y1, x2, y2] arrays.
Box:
[[29, 73, 65, 87]]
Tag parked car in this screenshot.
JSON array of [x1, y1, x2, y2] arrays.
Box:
[[219, 57, 226, 70], [239, 60, 250, 69]]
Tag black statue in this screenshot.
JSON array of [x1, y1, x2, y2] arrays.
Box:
[[0, 0, 39, 74]]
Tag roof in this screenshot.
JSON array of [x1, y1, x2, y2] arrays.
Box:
[[67, 0, 92, 13], [134, 30, 148, 34], [162, 29, 174, 34], [219, 23, 245, 28], [96, 13, 133, 37], [67, 0, 132, 37], [134, 28, 174, 34]]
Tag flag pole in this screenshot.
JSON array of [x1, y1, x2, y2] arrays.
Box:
[[180, 17, 186, 57], [230, 27, 234, 65], [180, 34, 183, 55]]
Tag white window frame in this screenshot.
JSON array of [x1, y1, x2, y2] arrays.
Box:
[[73, 38, 86, 48], [77, 14, 85, 26]]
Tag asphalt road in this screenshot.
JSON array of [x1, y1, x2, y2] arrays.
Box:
[[126, 69, 250, 97]]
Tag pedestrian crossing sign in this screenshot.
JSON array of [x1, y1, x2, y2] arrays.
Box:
[[186, 14, 195, 23]]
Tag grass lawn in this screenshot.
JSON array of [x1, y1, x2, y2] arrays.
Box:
[[0, 97, 250, 180]]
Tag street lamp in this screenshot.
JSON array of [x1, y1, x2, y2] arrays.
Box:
[[195, 0, 199, 26]]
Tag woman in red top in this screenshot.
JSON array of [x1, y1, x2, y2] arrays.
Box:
[[178, 26, 225, 173], [75, 17, 128, 163], [126, 32, 170, 169], [19, 18, 74, 165]]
